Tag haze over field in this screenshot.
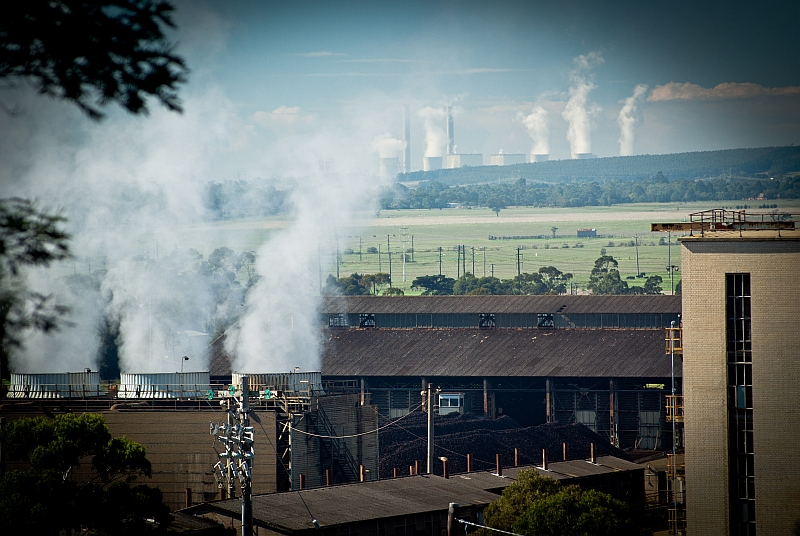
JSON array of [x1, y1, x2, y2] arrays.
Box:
[[0, 0, 797, 374]]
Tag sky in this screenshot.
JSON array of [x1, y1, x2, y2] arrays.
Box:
[[171, 0, 800, 173], [1, 0, 799, 374]]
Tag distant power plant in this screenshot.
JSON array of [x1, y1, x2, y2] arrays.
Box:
[[530, 153, 549, 162], [444, 154, 483, 168], [446, 105, 455, 156], [490, 152, 527, 166], [379, 157, 400, 178], [575, 152, 596, 159], [423, 156, 443, 171]]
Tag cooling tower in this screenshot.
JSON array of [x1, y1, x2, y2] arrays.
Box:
[[576, 153, 596, 159], [232, 371, 323, 396], [444, 154, 483, 168], [490, 153, 527, 166], [379, 157, 400, 178], [9, 371, 103, 398], [117, 371, 211, 399], [530, 153, 549, 162], [423, 156, 443, 171]]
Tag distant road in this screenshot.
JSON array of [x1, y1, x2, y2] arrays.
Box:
[[365, 210, 690, 227]]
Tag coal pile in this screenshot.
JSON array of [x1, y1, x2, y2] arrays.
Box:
[[379, 412, 627, 478]]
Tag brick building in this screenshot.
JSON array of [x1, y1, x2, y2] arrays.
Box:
[[664, 211, 800, 535]]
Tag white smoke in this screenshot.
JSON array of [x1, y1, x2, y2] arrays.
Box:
[[0, 87, 233, 374], [561, 52, 604, 158], [371, 132, 404, 159], [617, 84, 649, 156], [418, 106, 446, 157], [226, 123, 387, 373], [519, 105, 550, 155]]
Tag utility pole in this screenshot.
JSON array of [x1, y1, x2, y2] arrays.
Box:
[[635, 236, 640, 277], [516, 247, 522, 276], [491, 264, 494, 278], [378, 244, 382, 272], [411, 235, 414, 262], [387, 235, 392, 285], [483, 249, 486, 277], [668, 232, 672, 294], [471, 247, 475, 276], [212, 376, 254, 536], [426, 383, 435, 474], [438, 247, 442, 275], [462, 245, 466, 275], [359, 236, 362, 262], [457, 246, 461, 278]]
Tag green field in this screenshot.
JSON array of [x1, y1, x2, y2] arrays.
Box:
[[171, 200, 799, 295]]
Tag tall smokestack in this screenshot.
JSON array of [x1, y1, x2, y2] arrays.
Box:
[[446, 106, 454, 156], [403, 104, 411, 173]]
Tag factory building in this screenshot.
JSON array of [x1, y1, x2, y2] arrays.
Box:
[[443, 153, 483, 168], [490, 153, 527, 166], [319, 295, 682, 452], [652, 210, 800, 536]]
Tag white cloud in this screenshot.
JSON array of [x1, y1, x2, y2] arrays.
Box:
[[649, 82, 800, 101], [295, 51, 347, 58]]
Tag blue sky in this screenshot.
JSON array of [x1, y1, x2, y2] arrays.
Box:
[[168, 0, 799, 174]]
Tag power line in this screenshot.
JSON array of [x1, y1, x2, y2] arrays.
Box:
[[457, 519, 526, 536], [290, 403, 423, 439]]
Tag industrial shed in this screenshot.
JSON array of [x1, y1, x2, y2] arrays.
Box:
[[318, 295, 682, 452], [185, 456, 644, 536]]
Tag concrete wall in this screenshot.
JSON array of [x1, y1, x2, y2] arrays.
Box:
[[681, 236, 800, 536]]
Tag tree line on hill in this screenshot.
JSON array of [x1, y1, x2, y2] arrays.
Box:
[[324, 256, 663, 296], [399, 145, 800, 186], [381, 174, 800, 210]]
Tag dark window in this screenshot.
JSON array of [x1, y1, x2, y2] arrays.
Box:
[[537, 313, 554, 328], [727, 273, 755, 536], [359, 313, 376, 328], [478, 313, 496, 329]]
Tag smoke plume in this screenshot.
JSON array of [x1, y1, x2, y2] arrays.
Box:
[[561, 52, 603, 158], [371, 132, 404, 158], [617, 84, 648, 156], [519, 105, 550, 155]]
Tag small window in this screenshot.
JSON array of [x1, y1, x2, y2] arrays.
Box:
[[537, 313, 554, 328], [359, 313, 376, 328], [479, 313, 496, 329], [328, 313, 348, 329]]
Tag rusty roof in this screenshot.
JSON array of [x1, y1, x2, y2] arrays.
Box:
[[321, 295, 681, 315], [187, 456, 641, 534], [321, 328, 678, 378]]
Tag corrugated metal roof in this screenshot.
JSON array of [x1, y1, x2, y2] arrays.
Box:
[[189, 456, 641, 533], [321, 295, 681, 315], [322, 328, 678, 378]]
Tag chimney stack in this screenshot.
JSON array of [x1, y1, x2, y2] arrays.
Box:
[[542, 449, 548, 471]]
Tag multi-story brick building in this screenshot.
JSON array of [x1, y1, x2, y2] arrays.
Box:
[[674, 213, 800, 535]]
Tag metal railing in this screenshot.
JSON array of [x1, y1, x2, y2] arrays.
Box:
[[6, 383, 106, 399], [665, 327, 683, 354], [666, 395, 684, 423]]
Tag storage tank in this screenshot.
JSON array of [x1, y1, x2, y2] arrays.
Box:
[[117, 372, 211, 399], [232, 371, 323, 397], [9, 371, 103, 398]]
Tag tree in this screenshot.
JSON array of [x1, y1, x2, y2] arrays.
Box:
[[382, 287, 404, 296], [587, 255, 630, 295], [1, 1, 188, 119], [513, 486, 643, 536], [362, 272, 390, 295], [551, 226, 559, 238], [0, 198, 71, 382], [411, 274, 455, 295], [483, 470, 562, 531], [489, 198, 506, 216], [0, 413, 170, 534]]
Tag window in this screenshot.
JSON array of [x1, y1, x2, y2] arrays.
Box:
[[359, 313, 376, 328], [575, 410, 597, 432], [479, 313, 496, 329], [727, 273, 755, 536], [328, 313, 348, 329], [537, 313, 554, 328]]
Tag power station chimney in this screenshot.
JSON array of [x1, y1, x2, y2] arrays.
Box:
[[403, 104, 411, 173], [446, 105, 454, 156]]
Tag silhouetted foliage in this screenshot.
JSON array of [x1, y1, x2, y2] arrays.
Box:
[[1, 1, 188, 119], [0, 413, 170, 534], [0, 198, 71, 382]]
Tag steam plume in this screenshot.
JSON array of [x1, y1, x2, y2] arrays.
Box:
[[561, 52, 603, 158], [418, 106, 446, 157], [371, 132, 404, 158], [617, 84, 648, 156], [520, 105, 550, 155]]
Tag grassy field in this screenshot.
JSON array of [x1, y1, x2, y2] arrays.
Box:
[[172, 200, 799, 295]]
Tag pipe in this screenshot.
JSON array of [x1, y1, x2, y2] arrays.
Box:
[[442, 457, 449, 479], [359, 464, 365, 482], [447, 503, 459, 536], [514, 448, 519, 467], [590, 442, 597, 464], [563, 442, 568, 461], [495, 454, 502, 476], [299, 474, 305, 490], [466, 453, 473, 473], [393, 467, 398, 478], [542, 449, 548, 470], [185, 488, 192, 508], [326, 469, 331, 486]]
